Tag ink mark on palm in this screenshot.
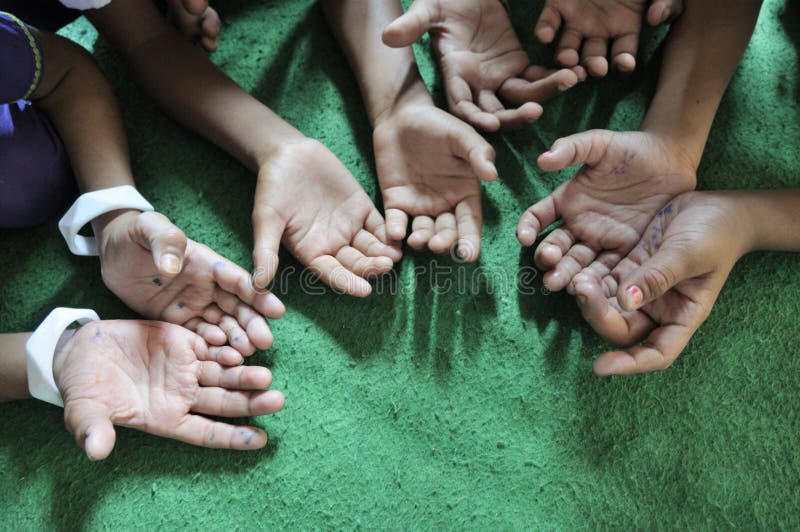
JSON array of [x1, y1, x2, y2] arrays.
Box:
[[610, 150, 636, 175]]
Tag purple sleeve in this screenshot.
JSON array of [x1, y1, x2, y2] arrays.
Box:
[[0, 11, 42, 105]]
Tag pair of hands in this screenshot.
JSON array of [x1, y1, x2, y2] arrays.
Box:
[[518, 129, 748, 376]]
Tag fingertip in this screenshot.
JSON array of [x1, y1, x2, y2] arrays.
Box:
[[555, 48, 580, 68], [593, 352, 632, 376], [612, 53, 636, 73], [84, 425, 115, 461], [583, 56, 609, 78], [517, 226, 537, 247], [456, 239, 479, 262], [246, 318, 274, 351], [535, 25, 555, 44]]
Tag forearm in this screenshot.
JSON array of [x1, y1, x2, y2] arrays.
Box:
[[738, 190, 800, 253], [88, 0, 304, 173], [640, 0, 763, 168], [0, 333, 32, 402], [321, 0, 431, 126], [31, 30, 135, 193]]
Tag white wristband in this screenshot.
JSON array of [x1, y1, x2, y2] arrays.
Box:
[[26, 308, 100, 407], [58, 185, 154, 256], [58, 0, 112, 10]]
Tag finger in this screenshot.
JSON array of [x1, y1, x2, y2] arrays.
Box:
[[181, 0, 209, 16], [446, 119, 498, 181], [211, 258, 285, 319], [133, 211, 188, 277], [448, 76, 501, 131], [201, 303, 224, 325], [544, 242, 597, 291], [408, 216, 435, 250], [554, 27, 582, 67], [184, 318, 227, 346], [490, 103, 544, 130], [204, 344, 246, 366], [218, 314, 256, 356], [573, 272, 654, 346], [566, 250, 622, 295], [534, 3, 562, 44], [174, 416, 268, 450], [615, 245, 696, 312], [593, 322, 700, 376], [499, 67, 580, 105], [252, 204, 286, 289], [213, 288, 274, 350], [516, 187, 562, 247], [353, 229, 402, 259], [647, 0, 683, 26], [63, 399, 117, 461], [193, 387, 285, 417], [382, 0, 436, 47], [199, 7, 220, 52], [454, 195, 482, 262], [309, 255, 372, 297], [580, 37, 609, 77], [364, 210, 403, 261], [429, 213, 458, 254], [537, 129, 614, 171], [335, 246, 394, 279], [535, 227, 575, 271], [385, 208, 409, 241], [610, 32, 639, 73], [198, 362, 273, 390]]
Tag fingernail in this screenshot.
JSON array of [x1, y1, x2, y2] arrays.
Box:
[[160, 254, 181, 275], [543, 149, 555, 156], [626, 285, 643, 307], [558, 83, 571, 91]]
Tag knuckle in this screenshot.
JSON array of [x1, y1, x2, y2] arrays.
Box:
[[642, 266, 675, 298]]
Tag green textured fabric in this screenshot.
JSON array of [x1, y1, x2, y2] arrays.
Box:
[[1, 0, 799, 528]]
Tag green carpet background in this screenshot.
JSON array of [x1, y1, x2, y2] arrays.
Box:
[[1, 0, 799, 528]]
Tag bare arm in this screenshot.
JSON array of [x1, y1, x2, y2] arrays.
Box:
[[0, 333, 31, 402]]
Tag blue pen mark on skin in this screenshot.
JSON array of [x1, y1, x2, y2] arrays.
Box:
[[213, 261, 226, 270], [177, 302, 185, 309], [239, 429, 256, 446], [152, 277, 163, 287], [208, 426, 215, 442], [657, 204, 674, 217], [610, 150, 637, 175]]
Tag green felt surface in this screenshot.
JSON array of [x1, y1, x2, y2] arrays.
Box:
[[1, 0, 800, 529]]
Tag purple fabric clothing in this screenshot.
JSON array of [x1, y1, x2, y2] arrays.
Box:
[[0, 11, 75, 228]]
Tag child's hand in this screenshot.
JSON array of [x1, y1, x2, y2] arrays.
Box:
[[516, 130, 696, 292], [535, 0, 683, 76], [98, 211, 285, 355], [373, 103, 497, 261], [252, 139, 403, 297], [383, 0, 585, 131], [569, 192, 752, 375], [53, 320, 284, 460]]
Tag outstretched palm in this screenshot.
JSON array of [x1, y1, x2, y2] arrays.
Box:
[[252, 139, 402, 297], [55, 320, 285, 459], [373, 104, 497, 260], [517, 130, 696, 291], [100, 211, 284, 355], [383, 0, 584, 131]]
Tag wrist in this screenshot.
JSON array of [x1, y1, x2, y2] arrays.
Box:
[[370, 77, 433, 128], [52, 329, 77, 389]]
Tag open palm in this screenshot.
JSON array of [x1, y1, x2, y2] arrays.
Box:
[[54, 320, 285, 460], [517, 130, 696, 292], [374, 104, 497, 261], [383, 0, 584, 131], [99, 211, 285, 355], [252, 139, 402, 297]]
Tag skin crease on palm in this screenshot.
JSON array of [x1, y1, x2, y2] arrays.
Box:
[[251, 139, 403, 298], [53, 320, 285, 460], [534, 0, 683, 76], [98, 210, 286, 356], [382, 0, 587, 131], [516, 130, 697, 294], [569, 192, 755, 377]]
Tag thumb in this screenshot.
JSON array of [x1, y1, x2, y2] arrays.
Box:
[[133, 211, 188, 278], [64, 400, 117, 461], [252, 205, 286, 290], [616, 244, 694, 312], [450, 122, 498, 181], [382, 0, 436, 47], [647, 0, 683, 26], [537, 129, 614, 172]]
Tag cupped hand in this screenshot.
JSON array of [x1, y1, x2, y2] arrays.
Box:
[[569, 191, 752, 375], [535, 0, 684, 76], [373, 103, 497, 261], [252, 139, 402, 297], [99, 211, 285, 355], [54, 319, 285, 460], [383, 0, 585, 131], [517, 129, 697, 292]]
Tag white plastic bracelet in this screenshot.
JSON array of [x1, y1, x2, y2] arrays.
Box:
[[58, 0, 112, 10], [26, 308, 100, 407], [58, 185, 154, 256]]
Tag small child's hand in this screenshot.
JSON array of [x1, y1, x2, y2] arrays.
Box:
[[373, 103, 497, 261], [251, 139, 403, 297], [516, 129, 696, 292], [569, 191, 752, 375], [98, 211, 285, 355], [53, 320, 284, 460], [383, 0, 585, 131], [535, 0, 683, 76]]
